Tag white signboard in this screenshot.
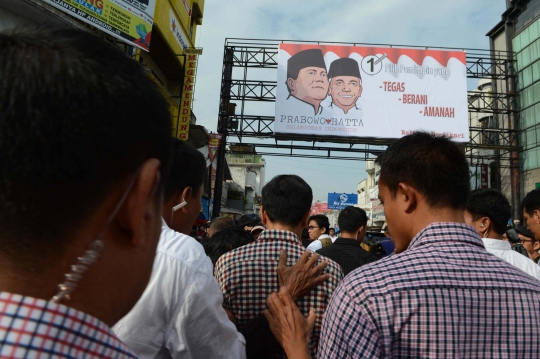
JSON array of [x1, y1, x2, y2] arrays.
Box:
[[275, 44, 469, 142]]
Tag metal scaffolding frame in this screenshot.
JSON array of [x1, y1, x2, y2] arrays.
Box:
[[217, 38, 519, 164]]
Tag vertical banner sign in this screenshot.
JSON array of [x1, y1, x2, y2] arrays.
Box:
[[275, 44, 468, 142], [43, 0, 157, 51], [177, 54, 199, 141], [480, 163, 489, 188], [208, 134, 222, 162]]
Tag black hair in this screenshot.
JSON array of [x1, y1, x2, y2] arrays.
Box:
[[338, 206, 367, 233], [308, 214, 330, 234], [329, 228, 335, 231], [301, 228, 310, 240], [261, 175, 312, 226], [163, 139, 206, 201], [375, 132, 470, 210], [236, 214, 262, 227], [201, 228, 254, 266], [209, 217, 235, 236], [466, 188, 511, 235], [522, 189, 540, 216], [0, 28, 172, 265]]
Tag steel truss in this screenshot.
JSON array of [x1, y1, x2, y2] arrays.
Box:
[[218, 39, 519, 164]]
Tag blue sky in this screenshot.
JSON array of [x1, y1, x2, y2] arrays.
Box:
[[193, 0, 507, 202]]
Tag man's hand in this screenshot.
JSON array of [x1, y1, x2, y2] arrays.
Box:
[[264, 287, 314, 359], [277, 250, 328, 301]]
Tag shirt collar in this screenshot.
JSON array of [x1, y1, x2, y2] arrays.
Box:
[[482, 237, 512, 250], [408, 222, 485, 251], [334, 237, 360, 246], [319, 234, 331, 240], [258, 229, 300, 244]]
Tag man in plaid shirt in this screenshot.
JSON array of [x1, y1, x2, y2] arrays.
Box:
[[316, 132, 540, 358], [215, 175, 343, 358], [264, 133, 540, 359]]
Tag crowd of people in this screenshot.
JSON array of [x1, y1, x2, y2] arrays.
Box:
[[3, 28, 540, 359]]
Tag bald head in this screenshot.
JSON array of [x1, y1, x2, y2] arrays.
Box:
[[209, 217, 235, 237]]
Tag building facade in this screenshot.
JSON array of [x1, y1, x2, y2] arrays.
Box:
[[488, 0, 540, 208], [225, 153, 266, 215], [0, 0, 204, 141]]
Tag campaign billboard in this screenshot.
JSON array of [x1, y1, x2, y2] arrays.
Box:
[[328, 193, 358, 210], [43, 0, 157, 51], [275, 43, 468, 142]]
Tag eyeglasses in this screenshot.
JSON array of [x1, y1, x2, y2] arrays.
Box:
[[520, 239, 535, 244], [307, 226, 320, 230]]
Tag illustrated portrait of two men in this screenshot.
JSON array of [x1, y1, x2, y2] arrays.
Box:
[[283, 49, 363, 117]]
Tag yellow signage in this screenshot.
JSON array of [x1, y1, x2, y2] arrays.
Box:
[[178, 54, 199, 141], [43, 0, 157, 51]]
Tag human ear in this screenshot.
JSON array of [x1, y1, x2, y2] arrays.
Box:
[[116, 159, 162, 248], [358, 85, 363, 97], [260, 206, 269, 225], [180, 186, 193, 213], [397, 183, 417, 214]]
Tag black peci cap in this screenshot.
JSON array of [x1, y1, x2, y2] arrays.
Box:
[[515, 225, 534, 239], [287, 49, 327, 79], [328, 58, 361, 80]]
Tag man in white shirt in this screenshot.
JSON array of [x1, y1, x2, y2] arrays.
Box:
[[306, 214, 332, 251], [464, 188, 540, 280], [113, 140, 246, 359], [328, 228, 338, 242]]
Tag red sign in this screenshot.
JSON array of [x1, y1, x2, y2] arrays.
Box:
[[208, 133, 222, 163]]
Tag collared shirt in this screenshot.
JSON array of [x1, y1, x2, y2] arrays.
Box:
[[113, 220, 245, 359], [316, 237, 378, 276], [0, 292, 136, 359], [319, 222, 540, 358], [328, 102, 363, 118], [306, 234, 332, 252], [215, 229, 343, 358], [284, 94, 325, 115], [482, 237, 540, 280]]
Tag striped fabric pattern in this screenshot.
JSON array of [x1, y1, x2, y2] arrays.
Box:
[[0, 292, 136, 359], [318, 222, 540, 359], [215, 229, 343, 358]]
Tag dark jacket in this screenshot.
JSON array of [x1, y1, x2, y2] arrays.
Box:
[[317, 237, 378, 276]]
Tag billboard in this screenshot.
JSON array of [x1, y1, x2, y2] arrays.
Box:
[[328, 193, 358, 210], [275, 43, 468, 142], [43, 0, 157, 51]]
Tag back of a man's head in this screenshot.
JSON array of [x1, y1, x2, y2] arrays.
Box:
[[375, 132, 470, 210], [338, 207, 367, 234], [467, 188, 511, 235], [0, 28, 172, 266], [261, 175, 313, 226], [163, 139, 206, 201], [209, 217, 236, 237]]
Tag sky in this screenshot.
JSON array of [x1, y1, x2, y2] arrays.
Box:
[[192, 0, 507, 203]]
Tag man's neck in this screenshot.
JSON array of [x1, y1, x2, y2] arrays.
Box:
[[265, 222, 303, 239], [339, 231, 359, 242]]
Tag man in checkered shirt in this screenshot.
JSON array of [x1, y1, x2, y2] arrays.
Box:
[[215, 175, 343, 358], [314, 132, 540, 358]]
